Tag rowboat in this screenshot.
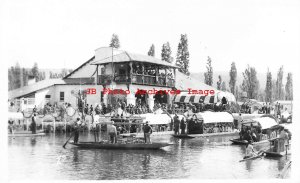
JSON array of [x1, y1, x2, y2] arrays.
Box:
[[239, 150, 265, 162], [264, 139, 291, 157], [69, 142, 173, 150]]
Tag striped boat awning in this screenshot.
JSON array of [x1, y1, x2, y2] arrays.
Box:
[[173, 94, 218, 104]]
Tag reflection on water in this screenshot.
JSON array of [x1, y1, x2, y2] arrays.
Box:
[[8, 133, 291, 180]]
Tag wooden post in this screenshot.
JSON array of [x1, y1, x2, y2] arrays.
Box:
[[142, 63, 145, 84], [164, 67, 167, 86], [129, 62, 133, 84]]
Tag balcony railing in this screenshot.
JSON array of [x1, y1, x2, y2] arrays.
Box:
[[98, 74, 175, 87]]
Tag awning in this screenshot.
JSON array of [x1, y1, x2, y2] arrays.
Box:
[[8, 112, 24, 120], [188, 111, 234, 124], [173, 95, 218, 104], [172, 91, 236, 104], [242, 116, 278, 129]]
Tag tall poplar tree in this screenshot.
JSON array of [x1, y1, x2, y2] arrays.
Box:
[[275, 66, 284, 100], [175, 34, 190, 75], [161, 42, 173, 63], [109, 34, 120, 49], [148, 44, 155, 57], [217, 75, 222, 90], [204, 56, 213, 86], [229, 62, 237, 94], [241, 65, 259, 99], [285, 72, 293, 100], [265, 69, 273, 102]]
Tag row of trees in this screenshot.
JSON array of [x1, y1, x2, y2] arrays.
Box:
[[8, 63, 46, 90], [109, 34, 293, 102], [8, 62, 73, 91]]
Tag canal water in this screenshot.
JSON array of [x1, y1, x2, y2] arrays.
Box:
[[8, 133, 291, 180]]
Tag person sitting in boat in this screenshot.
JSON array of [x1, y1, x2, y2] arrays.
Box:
[[107, 121, 117, 144], [73, 118, 81, 144], [243, 129, 253, 142], [244, 140, 257, 159], [143, 121, 152, 144]]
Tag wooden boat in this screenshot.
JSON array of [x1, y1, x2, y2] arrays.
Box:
[[264, 149, 291, 157], [239, 153, 263, 162], [172, 134, 195, 139], [69, 141, 173, 150], [8, 132, 46, 137]]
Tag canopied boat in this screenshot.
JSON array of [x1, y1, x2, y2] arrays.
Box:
[[263, 128, 291, 157], [230, 116, 281, 148], [172, 111, 238, 138]]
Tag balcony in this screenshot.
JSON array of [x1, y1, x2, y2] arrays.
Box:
[[98, 74, 175, 87]]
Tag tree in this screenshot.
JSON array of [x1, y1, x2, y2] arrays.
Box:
[[240, 65, 259, 99], [285, 72, 293, 100], [31, 62, 39, 81], [148, 44, 155, 57], [221, 81, 227, 91], [235, 86, 239, 100], [217, 75, 222, 90], [175, 34, 190, 75], [204, 56, 213, 86], [22, 68, 28, 87], [275, 66, 284, 100], [161, 42, 173, 63], [265, 69, 273, 102], [229, 62, 237, 94], [14, 62, 22, 89], [8, 67, 15, 90], [109, 34, 120, 49]]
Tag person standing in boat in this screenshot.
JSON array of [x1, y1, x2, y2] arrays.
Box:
[[73, 118, 81, 144], [143, 121, 152, 144], [174, 115, 180, 135], [31, 113, 37, 134], [180, 118, 186, 134], [278, 127, 289, 152], [107, 121, 117, 144]]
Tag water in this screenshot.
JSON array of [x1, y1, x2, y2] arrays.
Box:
[[8, 133, 291, 180]]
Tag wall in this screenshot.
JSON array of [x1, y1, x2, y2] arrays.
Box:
[[34, 87, 54, 108], [53, 85, 103, 107]]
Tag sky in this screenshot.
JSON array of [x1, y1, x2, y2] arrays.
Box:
[[1, 0, 300, 76]]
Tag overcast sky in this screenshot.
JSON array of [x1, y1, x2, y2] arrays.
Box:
[[1, 0, 300, 76]]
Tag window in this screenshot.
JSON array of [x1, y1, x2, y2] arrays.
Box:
[[60, 92, 64, 102], [45, 95, 51, 99]]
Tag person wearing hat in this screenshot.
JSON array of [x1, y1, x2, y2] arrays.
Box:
[[107, 121, 117, 144], [143, 121, 152, 144]]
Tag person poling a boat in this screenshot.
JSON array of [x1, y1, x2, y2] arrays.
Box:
[[31, 113, 37, 134], [143, 121, 152, 144], [73, 118, 81, 144], [107, 121, 117, 144], [244, 140, 258, 159]]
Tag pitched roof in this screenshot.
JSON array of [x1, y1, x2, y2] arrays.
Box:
[[63, 56, 95, 79], [91, 51, 178, 68], [175, 71, 216, 91], [8, 79, 66, 100]]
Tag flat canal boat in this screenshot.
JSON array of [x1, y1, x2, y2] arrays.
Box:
[[69, 142, 173, 150]]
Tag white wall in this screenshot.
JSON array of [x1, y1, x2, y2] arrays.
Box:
[[35, 87, 54, 107]]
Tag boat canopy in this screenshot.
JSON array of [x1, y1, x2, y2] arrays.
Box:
[[139, 113, 171, 125], [189, 111, 234, 124], [242, 117, 279, 129], [8, 112, 23, 120]]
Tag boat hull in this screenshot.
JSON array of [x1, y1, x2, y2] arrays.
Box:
[[69, 142, 173, 150], [172, 134, 195, 139], [264, 149, 291, 157], [8, 132, 46, 137], [230, 138, 271, 149]]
